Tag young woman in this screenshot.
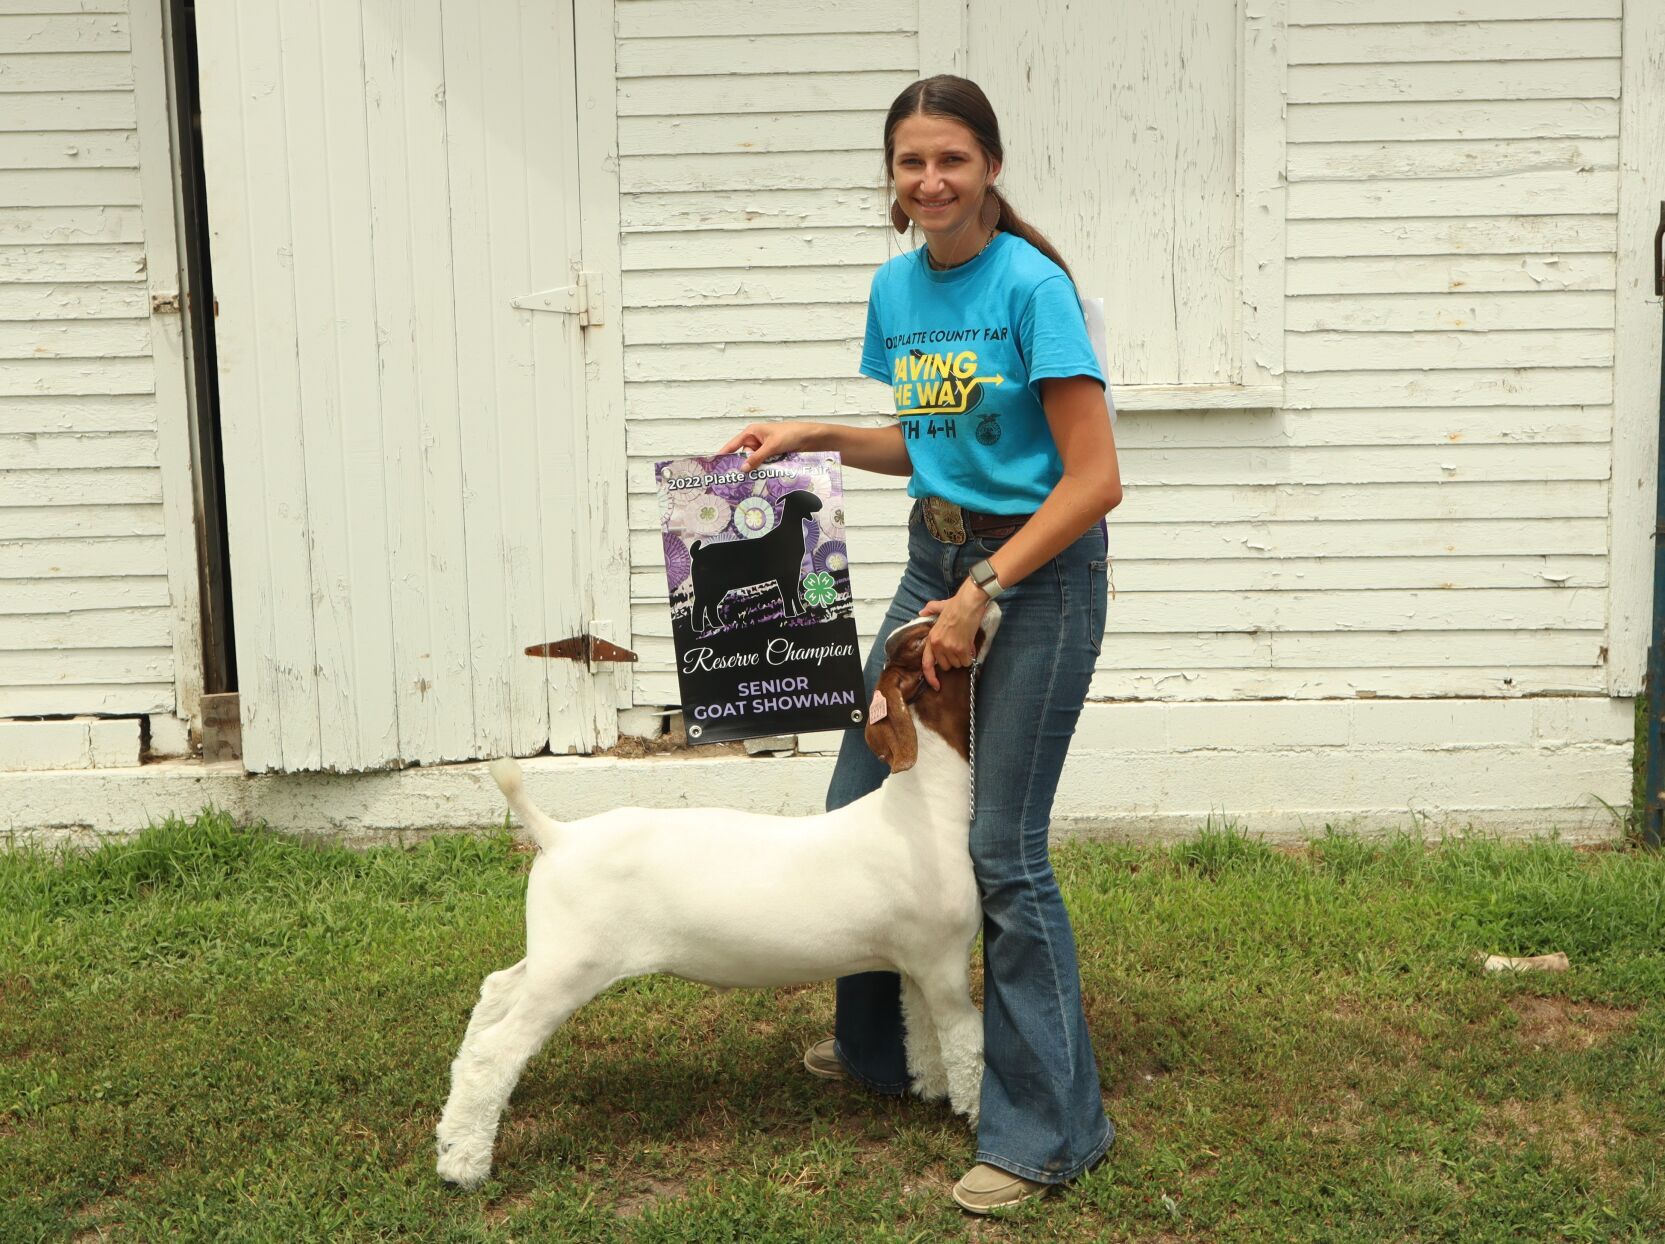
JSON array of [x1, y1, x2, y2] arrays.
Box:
[[719, 75, 1122, 1214]]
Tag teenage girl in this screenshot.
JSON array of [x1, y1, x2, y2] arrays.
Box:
[[720, 74, 1122, 1214]]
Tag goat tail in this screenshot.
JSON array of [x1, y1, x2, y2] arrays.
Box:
[[488, 758, 562, 852]]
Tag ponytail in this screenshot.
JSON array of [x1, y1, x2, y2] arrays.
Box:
[[987, 188, 1073, 284]]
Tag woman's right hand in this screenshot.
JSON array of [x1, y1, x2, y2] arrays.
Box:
[[717, 422, 816, 471]]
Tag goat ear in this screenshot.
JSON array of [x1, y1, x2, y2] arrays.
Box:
[[897, 629, 930, 670], [862, 682, 918, 774]]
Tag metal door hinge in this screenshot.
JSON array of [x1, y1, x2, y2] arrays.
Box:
[[511, 273, 605, 326], [525, 632, 637, 668]]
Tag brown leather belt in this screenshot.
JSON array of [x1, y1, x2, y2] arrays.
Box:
[[919, 495, 1032, 545]]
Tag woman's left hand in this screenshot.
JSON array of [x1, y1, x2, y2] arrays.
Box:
[[919, 580, 991, 690]]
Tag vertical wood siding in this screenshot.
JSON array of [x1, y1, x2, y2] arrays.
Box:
[[198, 0, 606, 772], [1608, 0, 1665, 696], [970, 3, 1239, 387], [622, 0, 1626, 707], [0, 0, 178, 718]]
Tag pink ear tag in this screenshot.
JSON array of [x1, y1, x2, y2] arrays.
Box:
[[868, 688, 888, 723]]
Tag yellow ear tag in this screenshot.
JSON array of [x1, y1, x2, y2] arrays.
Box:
[[869, 688, 888, 723]]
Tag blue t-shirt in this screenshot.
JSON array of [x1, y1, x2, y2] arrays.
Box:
[[860, 232, 1105, 514]]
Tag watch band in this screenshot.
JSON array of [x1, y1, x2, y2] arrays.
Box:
[[969, 558, 1005, 600]]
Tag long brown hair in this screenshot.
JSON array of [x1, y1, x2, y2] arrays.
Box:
[[883, 75, 1074, 282]]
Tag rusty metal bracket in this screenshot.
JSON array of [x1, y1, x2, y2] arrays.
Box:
[[525, 634, 638, 668]]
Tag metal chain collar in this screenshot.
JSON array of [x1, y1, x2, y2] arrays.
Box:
[[968, 657, 981, 821]]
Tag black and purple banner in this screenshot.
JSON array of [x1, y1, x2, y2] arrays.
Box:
[[654, 451, 866, 744]]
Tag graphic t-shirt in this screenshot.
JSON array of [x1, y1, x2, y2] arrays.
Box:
[[859, 232, 1106, 515]]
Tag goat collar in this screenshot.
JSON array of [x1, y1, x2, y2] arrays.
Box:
[[882, 602, 1003, 666], [877, 604, 1002, 816]]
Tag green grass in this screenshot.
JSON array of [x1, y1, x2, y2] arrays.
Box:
[[3, 814, 1663, 1242]]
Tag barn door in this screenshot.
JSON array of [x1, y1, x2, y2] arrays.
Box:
[[197, 0, 614, 771]]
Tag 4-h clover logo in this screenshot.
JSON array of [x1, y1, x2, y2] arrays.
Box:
[[800, 571, 838, 608]]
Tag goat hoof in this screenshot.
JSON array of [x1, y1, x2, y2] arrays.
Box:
[[436, 1136, 493, 1189], [910, 1073, 949, 1103]]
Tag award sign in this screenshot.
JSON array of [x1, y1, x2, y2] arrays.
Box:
[[655, 451, 867, 744]]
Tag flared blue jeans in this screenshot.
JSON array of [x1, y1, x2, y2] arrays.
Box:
[[824, 502, 1113, 1183]]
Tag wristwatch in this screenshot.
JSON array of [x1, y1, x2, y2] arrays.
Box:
[[968, 558, 1005, 600]]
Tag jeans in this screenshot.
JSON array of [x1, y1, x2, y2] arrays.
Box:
[[824, 502, 1113, 1183]]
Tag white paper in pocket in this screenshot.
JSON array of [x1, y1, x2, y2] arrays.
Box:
[[1078, 294, 1116, 427]]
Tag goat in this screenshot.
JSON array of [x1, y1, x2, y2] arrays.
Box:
[[688, 489, 822, 634], [435, 608, 1000, 1189]]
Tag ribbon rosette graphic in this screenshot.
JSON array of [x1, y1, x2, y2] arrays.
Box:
[[800, 571, 838, 608], [734, 496, 776, 538]]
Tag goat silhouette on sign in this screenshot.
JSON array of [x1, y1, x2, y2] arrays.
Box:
[[689, 490, 822, 635]]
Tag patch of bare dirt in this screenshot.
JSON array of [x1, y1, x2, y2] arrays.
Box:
[[482, 1189, 536, 1226], [597, 716, 750, 759], [614, 1177, 686, 1218], [1477, 1095, 1633, 1196], [1105, 1053, 1170, 1100], [1509, 996, 1637, 1051], [1305, 1090, 1367, 1142], [1327, 995, 1433, 1053], [69, 1195, 126, 1243], [67, 1166, 162, 1235], [601, 733, 746, 759]]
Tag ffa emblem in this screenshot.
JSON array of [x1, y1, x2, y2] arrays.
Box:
[[976, 412, 1002, 445]]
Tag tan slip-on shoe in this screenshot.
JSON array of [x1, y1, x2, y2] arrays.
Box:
[[952, 1163, 1052, 1214], [802, 1038, 846, 1080]]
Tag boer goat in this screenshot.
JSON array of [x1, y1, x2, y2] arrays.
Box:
[[436, 609, 1001, 1189]]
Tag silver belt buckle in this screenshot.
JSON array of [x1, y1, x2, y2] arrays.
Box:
[[922, 496, 967, 545]]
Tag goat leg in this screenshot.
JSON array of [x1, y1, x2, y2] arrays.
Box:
[[910, 959, 984, 1129], [437, 961, 610, 1188], [899, 972, 950, 1103]]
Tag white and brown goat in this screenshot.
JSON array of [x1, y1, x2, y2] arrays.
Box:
[[436, 609, 999, 1189]]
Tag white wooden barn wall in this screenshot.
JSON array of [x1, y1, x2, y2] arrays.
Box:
[[971, 5, 1240, 390], [621, 0, 1630, 711], [0, 0, 197, 729], [1265, 0, 1618, 702], [195, 0, 625, 774]]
